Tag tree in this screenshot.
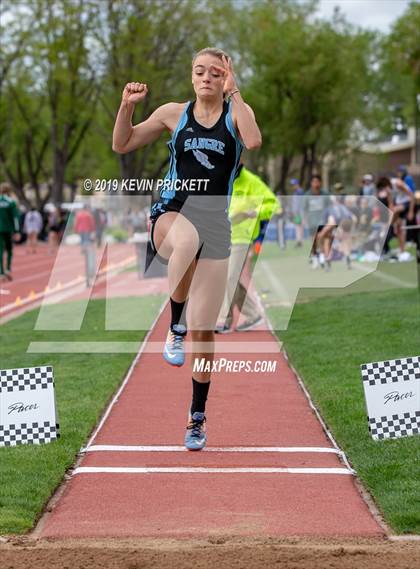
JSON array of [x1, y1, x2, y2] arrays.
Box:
[[379, 1, 420, 146], [0, 1, 51, 207], [30, 0, 100, 204], [238, 0, 374, 189]]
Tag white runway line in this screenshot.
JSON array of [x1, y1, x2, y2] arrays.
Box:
[[73, 466, 353, 475], [81, 444, 344, 454], [28, 340, 282, 353]]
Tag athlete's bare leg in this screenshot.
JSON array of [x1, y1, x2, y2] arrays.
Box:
[[27, 232, 37, 253], [153, 212, 199, 301], [391, 207, 406, 253], [317, 226, 334, 259], [395, 219, 406, 253], [48, 231, 59, 254], [188, 257, 229, 383], [152, 214, 229, 383]]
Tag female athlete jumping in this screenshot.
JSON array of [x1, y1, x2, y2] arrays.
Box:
[[112, 47, 262, 450]]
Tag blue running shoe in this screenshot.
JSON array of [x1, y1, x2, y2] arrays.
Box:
[[185, 411, 207, 451], [163, 324, 186, 366]]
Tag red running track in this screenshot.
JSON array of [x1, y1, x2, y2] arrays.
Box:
[[36, 305, 384, 539], [0, 243, 160, 320], [0, 244, 89, 317]]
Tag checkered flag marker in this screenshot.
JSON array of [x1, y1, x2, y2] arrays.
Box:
[[360, 356, 420, 440], [0, 366, 60, 447]]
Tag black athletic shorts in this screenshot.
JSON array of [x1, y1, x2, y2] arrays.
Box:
[[309, 224, 328, 236], [147, 199, 231, 268], [396, 202, 410, 220]]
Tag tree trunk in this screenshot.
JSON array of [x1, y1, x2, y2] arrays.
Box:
[[278, 153, 292, 193], [70, 180, 78, 203], [119, 151, 137, 182], [300, 146, 309, 189], [308, 142, 317, 180], [52, 151, 66, 205], [0, 146, 31, 208]]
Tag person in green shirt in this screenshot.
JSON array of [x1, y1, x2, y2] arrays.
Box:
[[0, 183, 20, 281], [216, 164, 281, 332]]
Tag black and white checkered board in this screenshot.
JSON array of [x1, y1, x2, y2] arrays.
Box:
[[0, 366, 59, 447], [361, 357, 420, 386], [361, 356, 420, 441], [0, 366, 54, 393], [0, 421, 60, 447], [368, 412, 420, 440]]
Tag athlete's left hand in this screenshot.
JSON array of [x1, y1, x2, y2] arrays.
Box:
[[210, 55, 238, 96]]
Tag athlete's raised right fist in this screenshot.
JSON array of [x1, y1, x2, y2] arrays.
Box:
[[122, 82, 148, 104]]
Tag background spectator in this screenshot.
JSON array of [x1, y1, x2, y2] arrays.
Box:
[[290, 178, 305, 247], [23, 207, 43, 254], [360, 174, 376, 197]]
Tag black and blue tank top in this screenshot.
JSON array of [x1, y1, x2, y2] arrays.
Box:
[[159, 99, 243, 212]]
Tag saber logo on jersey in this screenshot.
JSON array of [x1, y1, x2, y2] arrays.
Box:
[[192, 149, 214, 169], [184, 137, 224, 170]]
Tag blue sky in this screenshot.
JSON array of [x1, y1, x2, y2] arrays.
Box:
[[316, 0, 411, 32]]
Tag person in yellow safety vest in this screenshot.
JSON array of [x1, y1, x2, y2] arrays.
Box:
[[216, 163, 281, 333]]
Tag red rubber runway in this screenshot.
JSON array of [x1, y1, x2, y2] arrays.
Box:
[[36, 306, 384, 539]]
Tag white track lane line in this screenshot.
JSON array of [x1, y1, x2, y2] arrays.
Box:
[[81, 445, 344, 454], [73, 466, 353, 475]]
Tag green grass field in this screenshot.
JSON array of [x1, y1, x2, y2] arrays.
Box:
[[254, 241, 418, 302], [270, 287, 420, 534], [0, 296, 164, 534]]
